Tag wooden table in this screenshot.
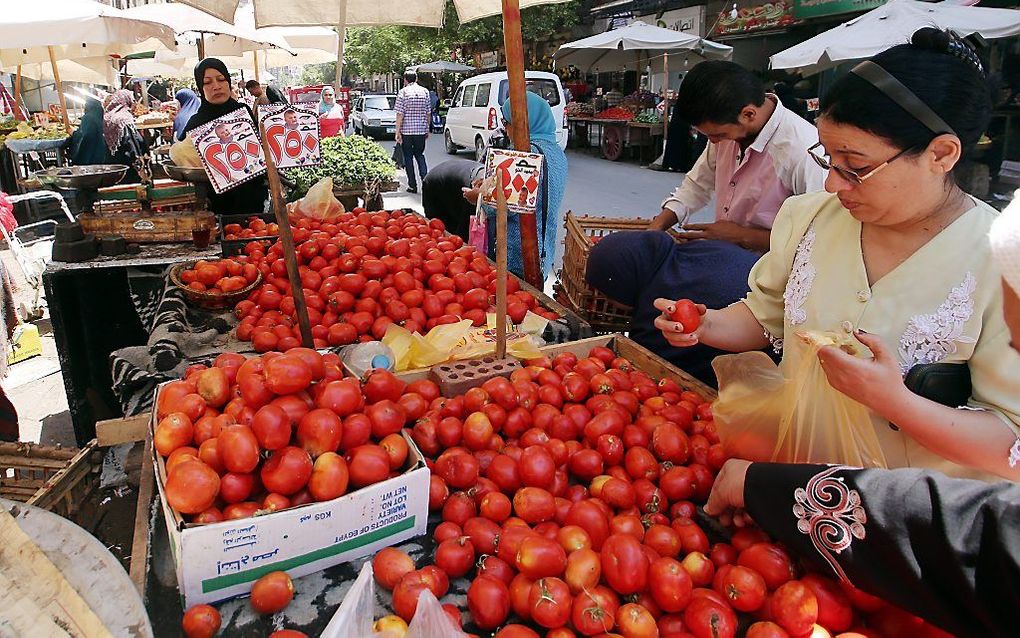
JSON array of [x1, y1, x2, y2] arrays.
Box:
[[566, 117, 663, 162]]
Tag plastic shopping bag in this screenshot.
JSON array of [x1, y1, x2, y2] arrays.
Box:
[[405, 589, 469, 638], [295, 177, 345, 221], [711, 330, 888, 468], [320, 562, 375, 638], [468, 174, 497, 255]]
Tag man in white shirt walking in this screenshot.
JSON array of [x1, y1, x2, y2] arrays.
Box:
[[395, 71, 432, 193]]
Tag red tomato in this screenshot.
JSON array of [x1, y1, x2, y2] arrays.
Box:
[[372, 547, 415, 591], [346, 444, 391, 487], [392, 571, 432, 622], [572, 585, 619, 636], [515, 534, 567, 579], [429, 475, 449, 511], [296, 408, 343, 458], [218, 424, 261, 473], [739, 543, 796, 591], [564, 547, 601, 595], [601, 533, 649, 595], [435, 536, 476, 578], [307, 452, 349, 502], [683, 596, 737, 638], [366, 399, 407, 439], [746, 621, 791, 638], [519, 445, 556, 488], [260, 446, 313, 496], [316, 379, 363, 416], [478, 554, 516, 586], [616, 602, 658, 638], [494, 625, 540, 638], [263, 355, 313, 395], [154, 413, 194, 458], [802, 574, 854, 632], [718, 565, 767, 612], [252, 404, 291, 451], [165, 460, 220, 515], [181, 604, 221, 638], [565, 500, 611, 551], [218, 472, 255, 504], [362, 369, 406, 403], [467, 575, 511, 630], [435, 449, 480, 489], [528, 577, 573, 629], [649, 557, 694, 613], [442, 492, 477, 527], [513, 487, 556, 524], [770, 581, 819, 637], [250, 571, 294, 614], [669, 299, 701, 333]]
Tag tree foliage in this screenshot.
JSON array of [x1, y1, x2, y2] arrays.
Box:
[[297, 0, 581, 81]]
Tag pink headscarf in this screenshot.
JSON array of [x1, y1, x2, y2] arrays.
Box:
[[103, 89, 136, 153]]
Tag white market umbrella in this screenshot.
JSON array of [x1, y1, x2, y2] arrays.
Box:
[[121, 2, 293, 58], [0, 0, 178, 130], [770, 0, 1020, 75], [414, 60, 477, 73], [11, 59, 118, 87], [554, 22, 732, 73]]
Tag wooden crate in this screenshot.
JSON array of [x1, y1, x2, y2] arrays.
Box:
[[393, 333, 716, 401], [557, 211, 684, 334], [0, 439, 103, 526], [79, 210, 216, 243]]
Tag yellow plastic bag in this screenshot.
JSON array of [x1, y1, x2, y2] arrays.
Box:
[[711, 330, 887, 468], [169, 138, 202, 167], [383, 321, 475, 372], [295, 177, 345, 220]]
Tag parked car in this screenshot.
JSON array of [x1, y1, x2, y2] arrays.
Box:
[[444, 71, 568, 161], [350, 94, 398, 138]]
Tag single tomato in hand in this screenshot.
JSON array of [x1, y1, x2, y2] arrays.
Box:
[[669, 299, 701, 333]]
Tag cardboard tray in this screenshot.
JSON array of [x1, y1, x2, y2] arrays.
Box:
[[150, 386, 430, 607]]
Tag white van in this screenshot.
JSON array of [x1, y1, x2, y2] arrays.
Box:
[[444, 71, 568, 161]]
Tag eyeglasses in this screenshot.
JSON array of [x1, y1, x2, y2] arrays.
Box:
[[807, 142, 911, 185]]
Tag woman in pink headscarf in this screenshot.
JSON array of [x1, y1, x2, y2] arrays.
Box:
[[102, 89, 147, 181]]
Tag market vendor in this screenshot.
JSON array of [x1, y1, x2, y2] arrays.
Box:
[[701, 201, 1020, 636], [183, 58, 268, 216], [104, 89, 148, 183], [318, 87, 345, 138], [63, 98, 107, 166], [658, 28, 1020, 481], [586, 61, 824, 385]]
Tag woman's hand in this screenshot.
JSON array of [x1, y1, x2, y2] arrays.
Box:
[[653, 298, 707, 347], [462, 178, 484, 205], [817, 330, 908, 415], [704, 459, 755, 528]]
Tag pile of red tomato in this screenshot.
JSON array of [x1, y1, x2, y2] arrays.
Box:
[[154, 347, 431, 523], [224, 209, 560, 353], [368, 346, 949, 638], [178, 258, 260, 294], [223, 216, 280, 240]]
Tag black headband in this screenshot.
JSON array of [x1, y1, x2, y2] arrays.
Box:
[[850, 60, 956, 138]]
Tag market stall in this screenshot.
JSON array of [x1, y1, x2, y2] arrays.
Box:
[[554, 22, 732, 163]]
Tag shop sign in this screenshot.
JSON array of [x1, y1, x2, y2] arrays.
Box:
[[635, 7, 705, 36], [794, 0, 886, 20], [709, 1, 800, 37], [258, 104, 321, 170], [483, 149, 545, 216], [480, 51, 499, 69], [189, 107, 267, 195]]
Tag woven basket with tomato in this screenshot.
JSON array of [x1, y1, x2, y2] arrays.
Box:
[[170, 258, 262, 310]]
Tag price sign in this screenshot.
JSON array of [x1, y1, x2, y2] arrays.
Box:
[[258, 104, 321, 170], [189, 107, 267, 194], [483, 148, 544, 216]]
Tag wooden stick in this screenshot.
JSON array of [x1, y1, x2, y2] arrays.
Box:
[[663, 54, 669, 143], [14, 65, 23, 122], [501, 0, 542, 289], [198, 34, 206, 60], [252, 50, 260, 83], [128, 432, 154, 596], [258, 120, 314, 348], [495, 177, 508, 359], [335, 1, 348, 92], [47, 47, 71, 135]]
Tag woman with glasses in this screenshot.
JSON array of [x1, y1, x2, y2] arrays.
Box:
[[657, 28, 1020, 481]]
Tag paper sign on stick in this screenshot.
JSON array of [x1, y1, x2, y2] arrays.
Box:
[[189, 107, 267, 194], [482, 148, 544, 215], [259, 104, 321, 170]]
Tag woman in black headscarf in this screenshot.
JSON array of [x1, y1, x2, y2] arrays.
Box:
[[183, 58, 268, 216], [63, 97, 108, 166]]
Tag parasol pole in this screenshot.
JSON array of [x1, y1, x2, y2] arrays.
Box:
[[258, 121, 314, 348], [501, 0, 542, 289], [14, 66, 23, 122], [662, 54, 669, 143], [495, 172, 509, 359], [252, 50, 260, 83], [198, 33, 207, 60], [334, 0, 348, 92], [47, 47, 72, 134]]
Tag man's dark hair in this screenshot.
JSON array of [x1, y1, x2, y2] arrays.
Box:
[[674, 61, 765, 126], [404, 71, 417, 84], [245, 80, 260, 90]]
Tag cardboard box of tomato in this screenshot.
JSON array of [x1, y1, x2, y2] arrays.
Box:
[[150, 389, 430, 607]]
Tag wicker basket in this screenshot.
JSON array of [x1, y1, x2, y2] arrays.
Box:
[[169, 261, 263, 310], [0, 440, 102, 526], [555, 212, 649, 333]]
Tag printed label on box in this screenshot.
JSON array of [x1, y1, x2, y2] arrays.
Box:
[[189, 107, 267, 194], [258, 104, 321, 170], [483, 148, 544, 216]]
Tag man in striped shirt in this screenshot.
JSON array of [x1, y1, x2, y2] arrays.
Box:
[[395, 71, 432, 193]]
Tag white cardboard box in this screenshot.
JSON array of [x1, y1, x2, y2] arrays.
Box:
[[151, 396, 430, 607]]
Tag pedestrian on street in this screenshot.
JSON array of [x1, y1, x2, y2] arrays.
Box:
[[394, 71, 431, 193], [585, 61, 825, 386], [245, 80, 288, 106]]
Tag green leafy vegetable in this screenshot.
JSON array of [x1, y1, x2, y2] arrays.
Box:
[[286, 134, 396, 199]]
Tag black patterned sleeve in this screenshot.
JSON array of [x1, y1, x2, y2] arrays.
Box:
[[742, 463, 1020, 638]]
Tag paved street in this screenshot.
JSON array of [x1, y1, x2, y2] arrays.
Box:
[[377, 134, 713, 289]]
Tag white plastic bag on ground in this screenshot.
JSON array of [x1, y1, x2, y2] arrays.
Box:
[[405, 589, 469, 638], [320, 562, 375, 638]]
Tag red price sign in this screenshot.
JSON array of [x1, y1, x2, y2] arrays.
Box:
[[482, 148, 544, 216], [259, 104, 321, 170], [190, 108, 267, 195]]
